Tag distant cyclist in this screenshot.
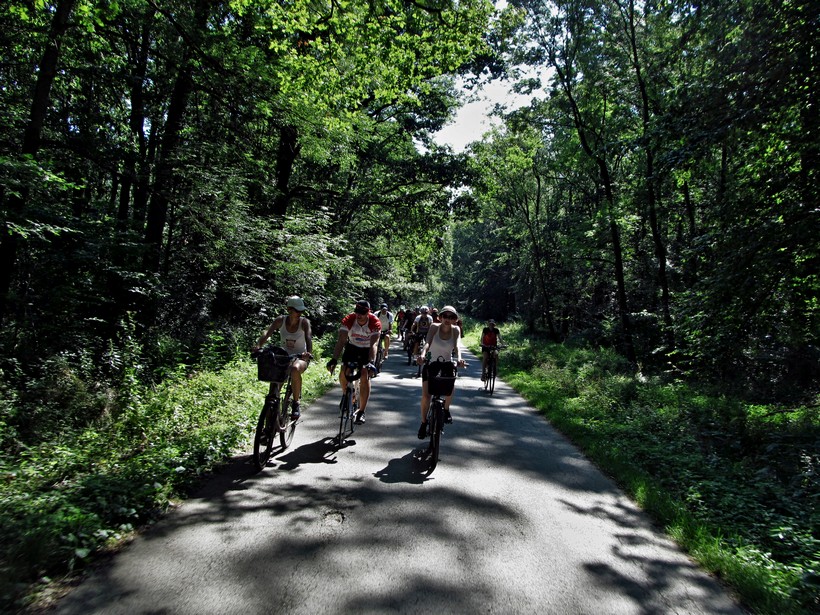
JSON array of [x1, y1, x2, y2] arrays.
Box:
[[376, 303, 394, 359], [252, 296, 313, 418], [480, 318, 504, 381], [410, 306, 433, 358], [326, 300, 381, 424], [401, 308, 417, 348], [396, 307, 406, 340]]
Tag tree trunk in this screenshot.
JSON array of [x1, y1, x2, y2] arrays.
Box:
[[0, 0, 76, 319], [622, 0, 674, 351], [142, 29, 199, 272], [118, 19, 151, 230], [521, 174, 559, 340], [554, 59, 637, 364], [272, 125, 301, 217]]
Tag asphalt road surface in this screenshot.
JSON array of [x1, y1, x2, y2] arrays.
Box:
[[56, 340, 745, 615]]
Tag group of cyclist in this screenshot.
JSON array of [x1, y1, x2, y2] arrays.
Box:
[[251, 296, 502, 440]]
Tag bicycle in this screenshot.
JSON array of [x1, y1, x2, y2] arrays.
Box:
[[252, 346, 304, 471], [409, 332, 429, 377], [406, 332, 421, 365], [374, 331, 389, 373], [330, 360, 362, 446], [481, 344, 505, 395], [419, 358, 460, 474]]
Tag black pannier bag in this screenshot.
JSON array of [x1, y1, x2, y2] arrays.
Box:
[[427, 360, 456, 397], [257, 346, 291, 382]]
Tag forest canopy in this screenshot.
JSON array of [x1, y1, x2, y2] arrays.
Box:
[[1, 0, 817, 444]]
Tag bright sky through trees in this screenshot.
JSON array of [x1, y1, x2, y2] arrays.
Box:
[[433, 76, 534, 152]]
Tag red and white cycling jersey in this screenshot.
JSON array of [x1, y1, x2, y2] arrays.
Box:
[[340, 313, 381, 348]]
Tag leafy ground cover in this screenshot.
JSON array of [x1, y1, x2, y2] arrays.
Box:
[[463, 321, 819, 615], [0, 349, 335, 612]]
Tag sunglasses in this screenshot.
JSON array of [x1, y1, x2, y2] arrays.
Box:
[[354, 308, 369, 315], [441, 313, 457, 319]]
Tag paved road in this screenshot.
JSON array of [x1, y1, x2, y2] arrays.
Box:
[[57, 340, 744, 614]]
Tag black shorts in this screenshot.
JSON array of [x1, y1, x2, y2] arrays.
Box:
[[342, 344, 370, 367]]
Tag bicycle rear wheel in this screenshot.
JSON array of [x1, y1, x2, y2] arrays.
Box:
[[427, 400, 442, 474], [253, 397, 276, 471], [279, 382, 296, 449]]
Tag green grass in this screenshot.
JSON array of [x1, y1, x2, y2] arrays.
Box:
[[463, 320, 819, 615], [0, 350, 335, 612]]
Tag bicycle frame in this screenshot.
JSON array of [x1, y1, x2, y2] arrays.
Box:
[[253, 351, 300, 471], [422, 359, 458, 474], [375, 331, 389, 372], [336, 361, 362, 446]]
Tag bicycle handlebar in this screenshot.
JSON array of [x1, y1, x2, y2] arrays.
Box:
[[328, 359, 366, 379], [252, 346, 312, 362]]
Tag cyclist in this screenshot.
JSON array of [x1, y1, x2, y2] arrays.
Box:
[[410, 306, 433, 360], [401, 307, 417, 350], [416, 305, 466, 438], [481, 318, 504, 381], [396, 307, 406, 340], [326, 300, 381, 424], [252, 295, 313, 418], [376, 303, 394, 359]]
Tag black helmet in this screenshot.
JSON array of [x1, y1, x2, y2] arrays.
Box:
[[354, 300, 370, 315]]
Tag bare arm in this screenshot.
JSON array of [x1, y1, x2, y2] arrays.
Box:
[[420, 324, 439, 358], [331, 330, 348, 363], [453, 328, 465, 366], [255, 315, 284, 348], [368, 331, 380, 362], [302, 317, 313, 355]]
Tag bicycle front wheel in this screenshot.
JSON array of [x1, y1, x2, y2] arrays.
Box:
[[337, 390, 351, 445], [279, 383, 296, 449], [489, 359, 496, 395], [253, 399, 276, 471]]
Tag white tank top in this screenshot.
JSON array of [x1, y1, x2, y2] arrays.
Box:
[[427, 325, 458, 361], [278, 318, 307, 354]]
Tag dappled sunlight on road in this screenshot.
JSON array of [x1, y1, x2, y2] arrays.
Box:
[[56, 339, 743, 615]]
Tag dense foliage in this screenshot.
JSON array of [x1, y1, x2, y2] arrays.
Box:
[[449, 0, 819, 396]]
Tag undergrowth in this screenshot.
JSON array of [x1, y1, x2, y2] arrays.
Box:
[[464, 321, 819, 615], [0, 345, 334, 612]]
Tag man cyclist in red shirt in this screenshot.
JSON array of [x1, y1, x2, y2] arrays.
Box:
[[326, 300, 381, 424], [481, 318, 504, 381]]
